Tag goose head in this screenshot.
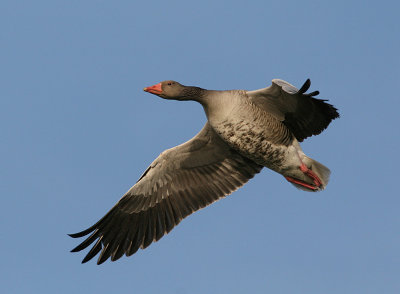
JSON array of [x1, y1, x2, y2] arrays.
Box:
[[144, 80, 204, 101]]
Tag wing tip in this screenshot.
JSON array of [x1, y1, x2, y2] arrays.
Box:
[[298, 78, 311, 94], [68, 232, 81, 238], [81, 255, 92, 264], [68, 228, 93, 238], [70, 246, 81, 253], [271, 79, 299, 94]]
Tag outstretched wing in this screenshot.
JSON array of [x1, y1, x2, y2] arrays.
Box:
[[69, 123, 262, 264], [246, 79, 339, 142]]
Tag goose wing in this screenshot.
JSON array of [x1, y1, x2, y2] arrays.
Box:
[[247, 79, 339, 142], [69, 123, 262, 264]]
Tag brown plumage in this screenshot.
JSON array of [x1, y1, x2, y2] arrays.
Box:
[[70, 78, 339, 264]]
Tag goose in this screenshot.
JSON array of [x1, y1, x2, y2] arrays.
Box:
[[70, 78, 339, 264]]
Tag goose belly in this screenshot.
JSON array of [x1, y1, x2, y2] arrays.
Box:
[[214, 119, 295, 173]]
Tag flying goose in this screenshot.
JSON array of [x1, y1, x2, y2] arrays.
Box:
[[70, 78, 339, 264]]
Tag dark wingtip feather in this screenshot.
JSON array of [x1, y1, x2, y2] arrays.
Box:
[[71, 246, 81, 253], [97, 243, 112, 265], [82, 245, 102, 264], [81, 238, 103, 263], [68, 232, 83, 238], [298, 79, 311, 94], [68, 227, 95, 238], [111, 244, 125, 262], [70, 230, 99, 252], [305, 90, 320, 97]]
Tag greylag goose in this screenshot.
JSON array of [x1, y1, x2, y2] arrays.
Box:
[[70, 79, 339, 264]]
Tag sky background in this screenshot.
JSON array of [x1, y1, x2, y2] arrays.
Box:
[[1, 0, 399, 293]]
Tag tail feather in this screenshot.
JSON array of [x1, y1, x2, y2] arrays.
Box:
[[304, 156, 331, 189], [286, 155, 331, 192]]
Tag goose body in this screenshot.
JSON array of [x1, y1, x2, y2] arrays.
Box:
[[204, 88, 330, 189], [70, 78, 339, 264], [207, 91, 298, 171]]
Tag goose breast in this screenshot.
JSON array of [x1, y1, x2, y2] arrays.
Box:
[[208, 94, 295, 172]]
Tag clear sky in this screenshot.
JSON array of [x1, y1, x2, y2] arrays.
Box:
[[1, 0, 399, 293]]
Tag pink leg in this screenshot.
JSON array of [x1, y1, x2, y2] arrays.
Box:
[[285, 162, 323, 191], [299, 163, 322, 187], [285, 176, 318, 191]]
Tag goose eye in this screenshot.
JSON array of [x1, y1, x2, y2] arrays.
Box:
[[167, 82, 172, 85]]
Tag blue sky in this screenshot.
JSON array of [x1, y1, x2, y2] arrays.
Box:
[[1, 0, 399, 293]]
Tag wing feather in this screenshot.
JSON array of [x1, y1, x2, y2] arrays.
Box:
[[70, 123, 262, 264], [247, 79, 339, 142]]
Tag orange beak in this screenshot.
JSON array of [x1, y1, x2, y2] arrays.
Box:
[[143, 83, 163, 95]]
